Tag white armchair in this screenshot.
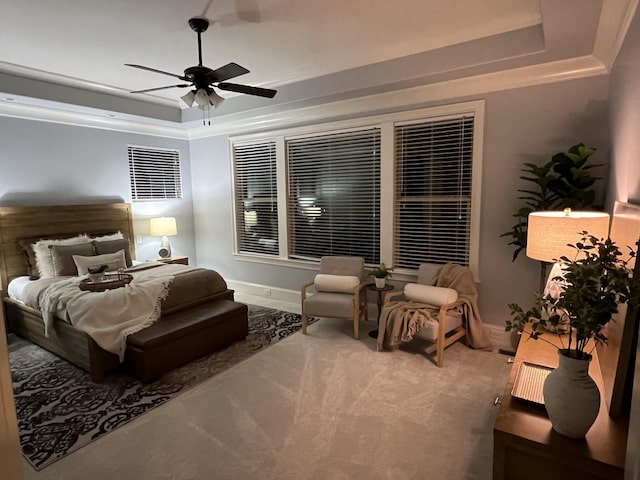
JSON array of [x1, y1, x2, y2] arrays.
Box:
[[301, 256, 369, 339]]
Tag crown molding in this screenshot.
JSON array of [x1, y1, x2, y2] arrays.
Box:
[[1, 55, 607, 140], [0, 100, 188, 139], [187, 55, 608, 139], [593, 0, 639, 71]]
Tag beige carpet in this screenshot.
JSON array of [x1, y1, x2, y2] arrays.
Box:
[[23, 318, 511, 480]]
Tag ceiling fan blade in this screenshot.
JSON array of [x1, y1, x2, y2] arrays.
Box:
[[125, 64, 189, 81], [217, 82, 277, 98], [208, 62, 250, 83], [130, 84, 191, 94]]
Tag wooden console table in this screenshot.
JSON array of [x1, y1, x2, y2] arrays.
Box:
[[493, 333, 628, 480]]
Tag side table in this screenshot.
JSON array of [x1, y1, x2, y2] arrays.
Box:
[[156, 256, 189, 265], [367, 283, 394, 339]]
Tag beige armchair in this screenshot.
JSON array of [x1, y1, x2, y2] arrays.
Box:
[[381, 264, 476, 367], [301, 256, 369, 339]]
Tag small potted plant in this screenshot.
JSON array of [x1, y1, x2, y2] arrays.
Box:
[[369, 263, 393, 288], [506, 232, 638, 438]]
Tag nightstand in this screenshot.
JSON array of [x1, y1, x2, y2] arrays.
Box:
[[156, 256, 188, 265]]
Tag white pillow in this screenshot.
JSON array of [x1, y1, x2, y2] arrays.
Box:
[[33, 234, 91, 278], [314, 274, 360, 293], [404, 283, 458, 306], [73, 250, 127, 275]]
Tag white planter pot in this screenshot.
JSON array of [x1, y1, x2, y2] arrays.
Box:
[[543, 349, 600, 438], [374, 277, 386, 288]]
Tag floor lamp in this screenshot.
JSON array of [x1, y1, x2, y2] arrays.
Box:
[[526, 209, 610, 293]]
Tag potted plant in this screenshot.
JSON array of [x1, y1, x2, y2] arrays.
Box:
[[506, 232, 638, 438], [369, 263, 393, 288]]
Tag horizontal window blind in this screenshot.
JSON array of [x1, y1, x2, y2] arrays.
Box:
[[233, 140, 279, 256], [128, 146, 182, 200], [394, 116, 474, 269], [286, 128, 381, 263]]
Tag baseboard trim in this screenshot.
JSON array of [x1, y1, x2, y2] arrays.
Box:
[[485, 323, 518, 353], [226, 279, 301, 305]]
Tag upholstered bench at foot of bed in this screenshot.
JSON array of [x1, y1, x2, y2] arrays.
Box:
[[124, 299, 249, 383]]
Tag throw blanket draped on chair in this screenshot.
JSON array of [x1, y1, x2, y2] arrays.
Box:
[[377, 263, 491, 351]]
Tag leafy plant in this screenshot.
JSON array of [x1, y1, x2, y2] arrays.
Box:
[[501, 143, 601, 261], [506, 233, 639, 359], [368, 263, 393, 279]]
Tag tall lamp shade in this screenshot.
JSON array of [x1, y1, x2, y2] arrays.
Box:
[[526, 210, 610, 263], [150, 217, 177, 258], [526, 210, 610, 293]]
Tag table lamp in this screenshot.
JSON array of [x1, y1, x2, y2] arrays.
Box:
[[526, 209, 610, 292], [150, 217, 177, 258]]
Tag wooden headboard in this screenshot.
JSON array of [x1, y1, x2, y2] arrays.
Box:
[[0, 203, 135, 291]]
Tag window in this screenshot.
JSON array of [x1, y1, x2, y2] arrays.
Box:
[[286, 128, 381, 263], [230, 101, 482, 276], [128, 145, 182, 200], [394, 116, 474, 269], [232, 140, 279, 255]]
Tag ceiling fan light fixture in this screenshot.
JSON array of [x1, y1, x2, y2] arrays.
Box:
[[180, 90, 196, 107], [194, 88, 210, 107], [208, 89, 225, 108]]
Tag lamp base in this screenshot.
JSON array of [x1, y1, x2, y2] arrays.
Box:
[[158, 236, 171, 258]]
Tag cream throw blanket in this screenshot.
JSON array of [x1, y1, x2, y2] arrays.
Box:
[[40, 264, 196, 361], [377, 263, 491, 351]]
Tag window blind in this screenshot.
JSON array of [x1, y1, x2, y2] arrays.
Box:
[[233, 140, 279, 255], [286, 128, 381, 263], [394, 116, 474, 269], [128, 146, 182, 200]]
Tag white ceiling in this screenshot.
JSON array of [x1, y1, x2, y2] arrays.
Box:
[[0, 0, 635, 123]]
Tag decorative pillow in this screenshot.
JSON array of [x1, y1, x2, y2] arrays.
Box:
[[33, 234, 91, 279], [17, 238, 43, 279], [404, 283, 458, 306], [314, 274, 361, 293], [50, 243, 95, 276], [73, 250, 127, 275], [93, 238, 132, 267]]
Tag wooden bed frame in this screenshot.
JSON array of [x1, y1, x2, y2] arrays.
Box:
[[0, 202, 236, 381], [0, 203, 137, 380]]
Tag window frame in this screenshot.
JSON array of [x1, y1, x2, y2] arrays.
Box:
[[128, 144, 183, 201], [229, 100, 484, 280]]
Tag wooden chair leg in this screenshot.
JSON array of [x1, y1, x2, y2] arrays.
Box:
[[301, 313, 308, 335], [353, 312, 360, 340], [436, 313, 446, 367]]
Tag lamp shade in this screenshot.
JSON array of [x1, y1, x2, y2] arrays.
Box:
[[180, 90, 195, 107], [150, 217, 177, 237], [526, 210, 610, 263]]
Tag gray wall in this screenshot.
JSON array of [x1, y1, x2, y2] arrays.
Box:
[[190, 74, 611, 328], [607, 4, 640, 479], [0, 117, 195, 263]]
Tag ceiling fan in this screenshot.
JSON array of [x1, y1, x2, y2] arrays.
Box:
[[125, 16, 277, 112]]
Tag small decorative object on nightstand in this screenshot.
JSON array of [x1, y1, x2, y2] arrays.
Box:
[[157, 256, 188, 265]]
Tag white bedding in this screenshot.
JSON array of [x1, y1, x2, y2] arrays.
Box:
[[14, 263, 197, 361]]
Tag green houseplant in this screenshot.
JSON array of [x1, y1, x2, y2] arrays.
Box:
[[506, 233, 638, 437], [368, 263, 393, 288], [501, 143, 601, 262]]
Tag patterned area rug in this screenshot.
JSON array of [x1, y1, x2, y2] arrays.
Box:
[[8, 305, 311, 471]]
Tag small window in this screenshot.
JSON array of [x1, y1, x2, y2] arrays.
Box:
[[128, 145, 182, 201]]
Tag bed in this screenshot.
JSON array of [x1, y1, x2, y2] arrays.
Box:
[[0, 202, 247, 382]]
